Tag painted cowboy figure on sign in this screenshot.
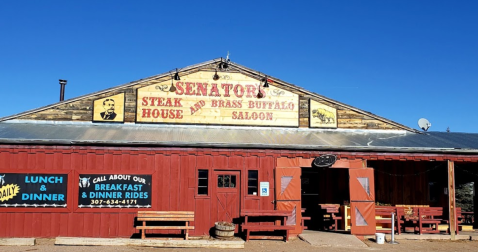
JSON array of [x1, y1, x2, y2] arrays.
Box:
[[100, 99, 117, 120]]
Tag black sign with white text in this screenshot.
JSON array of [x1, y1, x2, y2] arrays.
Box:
[[78, 174, 152, 208], [313, 155, 337, 168], [0, 173, 68, 207]]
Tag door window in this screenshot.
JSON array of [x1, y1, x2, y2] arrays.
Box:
[[217, 175, 236, 188], [355, 206, 368, 226], [281, 176, 293, 194], [357, 177, 370, 196]]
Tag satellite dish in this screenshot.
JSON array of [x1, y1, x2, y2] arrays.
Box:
[[418, 118, 431, 131]]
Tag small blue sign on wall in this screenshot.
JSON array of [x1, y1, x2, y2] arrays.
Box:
[[260, 182, 269, 196]]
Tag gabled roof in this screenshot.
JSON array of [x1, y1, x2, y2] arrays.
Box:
[[3, 58, 478, 155], [0, 58, 418, 133]]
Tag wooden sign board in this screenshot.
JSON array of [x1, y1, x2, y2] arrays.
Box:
[[136, 72, 299, 127], [310, 100, 337, 128], [93, 93, 125, 122]]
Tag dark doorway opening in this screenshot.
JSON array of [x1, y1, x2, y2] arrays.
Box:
[[301, 167, 349, 231], [455, 162, 477, 229]]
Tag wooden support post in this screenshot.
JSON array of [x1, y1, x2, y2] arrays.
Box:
[[142, 221, 146, 239], [474, 176, 478, 230], [185, 221, 189, 240], [448, 160, 456, 240]]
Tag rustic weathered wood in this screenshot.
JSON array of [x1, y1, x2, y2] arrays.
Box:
[[375, 206, 396, 233], [241, 224, 294, 231], [136, 226, 195, 230], [418, 207, 445, 234], [443, 207, 462, 235], [319, 204, 342, 231], [136, 211, 195, 240], [138, 211, 195, 215], [0, 238, 35, 246], [299, 99, 309, 118], [137, 217, 194, 221], [299, 118, 309, 128], [136, 72, 299, 127], [55, 237, 245, 248], [12, 65, 407, 131], [241, 210, 292, 242], [448, 160, 456, 239], [241, 210, 291, 216]]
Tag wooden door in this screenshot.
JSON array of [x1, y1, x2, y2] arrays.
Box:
[[275, 168, 302, 234], [213, 171, 240, 225], [349, 168, 376, 235]]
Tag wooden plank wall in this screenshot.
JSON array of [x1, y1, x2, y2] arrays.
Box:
[[14, 63, 404, 130], [1, 146, 471, 238], [370, 160, 448, 206], [0, 146, 277, 238]]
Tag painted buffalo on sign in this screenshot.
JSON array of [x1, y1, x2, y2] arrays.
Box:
[[312, 108, 336, 124]]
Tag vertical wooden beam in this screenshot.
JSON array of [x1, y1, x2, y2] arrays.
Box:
[[474, 175, 478, 229], [448, 160, 456, 240]]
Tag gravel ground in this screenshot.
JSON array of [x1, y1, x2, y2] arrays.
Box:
[[1, 238, 478, 252]]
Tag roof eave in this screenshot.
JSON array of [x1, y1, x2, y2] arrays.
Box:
[[0, 138, 475, 155]]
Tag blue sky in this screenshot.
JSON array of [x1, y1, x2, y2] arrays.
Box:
[[1, 1, 477, 132]]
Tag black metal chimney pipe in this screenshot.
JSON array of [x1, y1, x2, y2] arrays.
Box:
[[59, 79, 67, 101]]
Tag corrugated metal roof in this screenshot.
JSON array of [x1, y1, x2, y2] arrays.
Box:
[[0, 122, 477, 154]]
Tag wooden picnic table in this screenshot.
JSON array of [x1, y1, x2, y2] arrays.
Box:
[[240, 209, 294, 242], [319, 204, 342, 231], [397, 207, 445, 235], [375, 206, 396, 233], [397, 206, 465, 235], [461, 212, 474, 224]]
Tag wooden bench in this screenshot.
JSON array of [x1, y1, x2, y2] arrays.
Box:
[[461, 211, 473, 225], [136, 211, 194, 240], [301, 208, 311, 230], [417, 207, 443, 234], [396, 206, 412, 234], [319, 204, 342, 231], [396, 205, 429, 234], [241, 210, 294, 242], [375, 206, 396, 233]]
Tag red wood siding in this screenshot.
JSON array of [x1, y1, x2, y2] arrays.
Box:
[[1, 145, 477, 238], [0, 146, 278, 238]]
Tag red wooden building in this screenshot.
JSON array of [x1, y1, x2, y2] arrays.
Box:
[[0, 58, 476, 238]]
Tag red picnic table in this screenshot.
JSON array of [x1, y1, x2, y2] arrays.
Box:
[[319, 204, 342, 231], [461, 212, 474, 225], [240, 209, 294, 242]]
